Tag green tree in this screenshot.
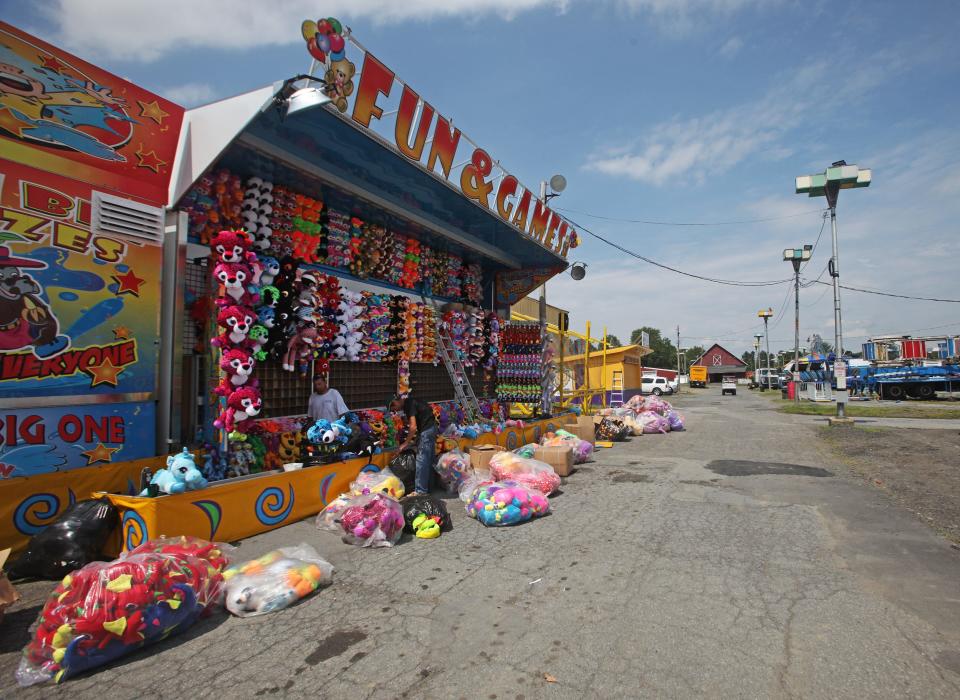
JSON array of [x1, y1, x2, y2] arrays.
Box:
[[684, 345, 705, 366], [605, 334, 622, 348], [630, 327, 677, 368]]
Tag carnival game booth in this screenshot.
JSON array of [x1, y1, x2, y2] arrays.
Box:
[[0, 22, 186, 554], [103, 17, 579, 551]]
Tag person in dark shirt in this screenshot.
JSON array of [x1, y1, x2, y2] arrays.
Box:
[[388, 393, 437, 495]]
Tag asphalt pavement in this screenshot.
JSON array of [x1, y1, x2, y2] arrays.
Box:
[[3, 389, 960, 698]]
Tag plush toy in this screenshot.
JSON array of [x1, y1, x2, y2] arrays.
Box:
[[248, 324, 269, 360], [216, 347, 255, 395], [412, 514, 441, 539], [210, 229, 254, 265], [434, 450, 471, 492], [215, 386, 262, 436], [257, 255, 280, 286], [283, 324, 318, 373], [213, 261, 258, 307], [139, 448, 208, 496], [211, 305, 256, 348], [489, 451, 561, 495], [223, 545, 333, 617]]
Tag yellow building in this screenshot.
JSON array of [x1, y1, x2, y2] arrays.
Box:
[[562, 343, 653, 391]]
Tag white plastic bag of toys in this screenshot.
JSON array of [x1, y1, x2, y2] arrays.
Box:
[[488, 452, 561, 495], [434, 449, 471, 493], [223, 544, 333, 617], [349, 467, 405, 499]]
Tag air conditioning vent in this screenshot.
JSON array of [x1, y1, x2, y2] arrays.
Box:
[[92, 191, 164, 244]]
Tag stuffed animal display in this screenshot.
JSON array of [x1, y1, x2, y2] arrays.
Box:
[[488, 452, 561, 495], [497, 321, 543, 404], [16, 537, 231, 687], [465, 481, 550, 527], [139, 448, 208, 496], [223, 544, 333, 617]]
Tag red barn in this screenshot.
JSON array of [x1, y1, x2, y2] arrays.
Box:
[[692, 344, 748, 383]]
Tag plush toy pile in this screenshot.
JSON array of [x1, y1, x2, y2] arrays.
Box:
[[16, 537, 231, 687], [488, 452, 561, 495], [350, 468, 405, 499], [599, 394, 686, 436], [223, 544, 333, 617], [317, 492, 405, 547], [462, 480, 551, 527]]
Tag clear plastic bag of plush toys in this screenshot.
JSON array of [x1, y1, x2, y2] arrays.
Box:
[[338, 493, 405, 547], [465, 480, 550, 527], [488, 451, 561, 495], [349, 467, 405, 499], [17, 536, 232, 686], [434, 449, 471, 493], [223, 544, 334, 617]]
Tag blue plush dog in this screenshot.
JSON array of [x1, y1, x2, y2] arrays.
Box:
[[140, 448, 208, 496]]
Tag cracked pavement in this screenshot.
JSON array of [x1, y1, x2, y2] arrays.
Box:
[[3, 389, 960, 698]]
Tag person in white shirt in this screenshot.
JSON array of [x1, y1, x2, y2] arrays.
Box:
[[307, 374, 348, 422]]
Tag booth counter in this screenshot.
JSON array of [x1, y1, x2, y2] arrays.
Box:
[[101, 415, 569, 555]]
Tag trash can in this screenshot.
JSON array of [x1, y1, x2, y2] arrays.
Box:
[[787, 381, 796, 400]]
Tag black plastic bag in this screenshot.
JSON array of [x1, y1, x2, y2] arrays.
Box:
[[400, 495, 451, 533], [7, 498, 118, 580], [596, 417, 629, 442], [389, 449, 417, 493]]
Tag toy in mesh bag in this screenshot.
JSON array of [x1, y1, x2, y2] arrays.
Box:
[[488, 452, 560, 496], [465, 481, 550, 527], [350, 468, 405, 499], [223, 544, 333, 616], [16, 537, 232, 686], [596, 417, 629, 441], [434, 449, 471, 492]]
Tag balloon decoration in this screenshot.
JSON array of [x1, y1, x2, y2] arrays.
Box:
[[302, 16, 347, 68]]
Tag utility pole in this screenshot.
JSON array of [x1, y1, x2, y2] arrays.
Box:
[[796, 161, 871, 420], [784, 246, 812, 403], [676, 325, 681, 394], [758, 308, 773, 390]]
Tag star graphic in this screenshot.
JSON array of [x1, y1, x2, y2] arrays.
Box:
[[112, 269, 145, 296], [86, 356, 123, 387], [134, 145, 166, 173], [82, 442, 120, 465], [39, 54, 66, 72], [137, 99, 170, 125], [113, 325, 133, 340]]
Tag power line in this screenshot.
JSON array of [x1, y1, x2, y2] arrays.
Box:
[[565, 215, 793, 287], [556, 206, 825, 227], [811, 280, 960, 303]]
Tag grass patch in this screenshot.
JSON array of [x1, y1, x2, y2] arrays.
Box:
[[779, 403, 960, 419]]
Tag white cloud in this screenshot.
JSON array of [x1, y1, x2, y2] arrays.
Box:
[[718, 35, 743, 57], [584, 47, 915, 186], [616, 0, 781, 36], [37, 0, 570, 62], [161, 82, 216, 107]]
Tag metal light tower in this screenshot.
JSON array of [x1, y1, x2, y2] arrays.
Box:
[[796, 161, 871, 418], [758, 308, 773, 390], [783, 246, 812, 403], [753, 333, 762, 386]]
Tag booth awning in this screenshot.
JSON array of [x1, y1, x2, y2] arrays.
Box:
[[170, 86, 567, 274]]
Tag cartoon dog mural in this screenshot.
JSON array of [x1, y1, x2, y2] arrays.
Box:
[[0, 246, 68, 357]]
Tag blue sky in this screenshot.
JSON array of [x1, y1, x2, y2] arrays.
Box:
[[6, 0, 960, 355]]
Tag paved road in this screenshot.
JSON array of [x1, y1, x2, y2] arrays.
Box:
[[3, 390, 960, 698]]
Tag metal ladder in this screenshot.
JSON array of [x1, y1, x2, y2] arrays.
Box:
[[610, 369, 624, 408], [420, 295, 483, 423]]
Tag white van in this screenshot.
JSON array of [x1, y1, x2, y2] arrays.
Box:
[[640, 375, 675, 396]]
